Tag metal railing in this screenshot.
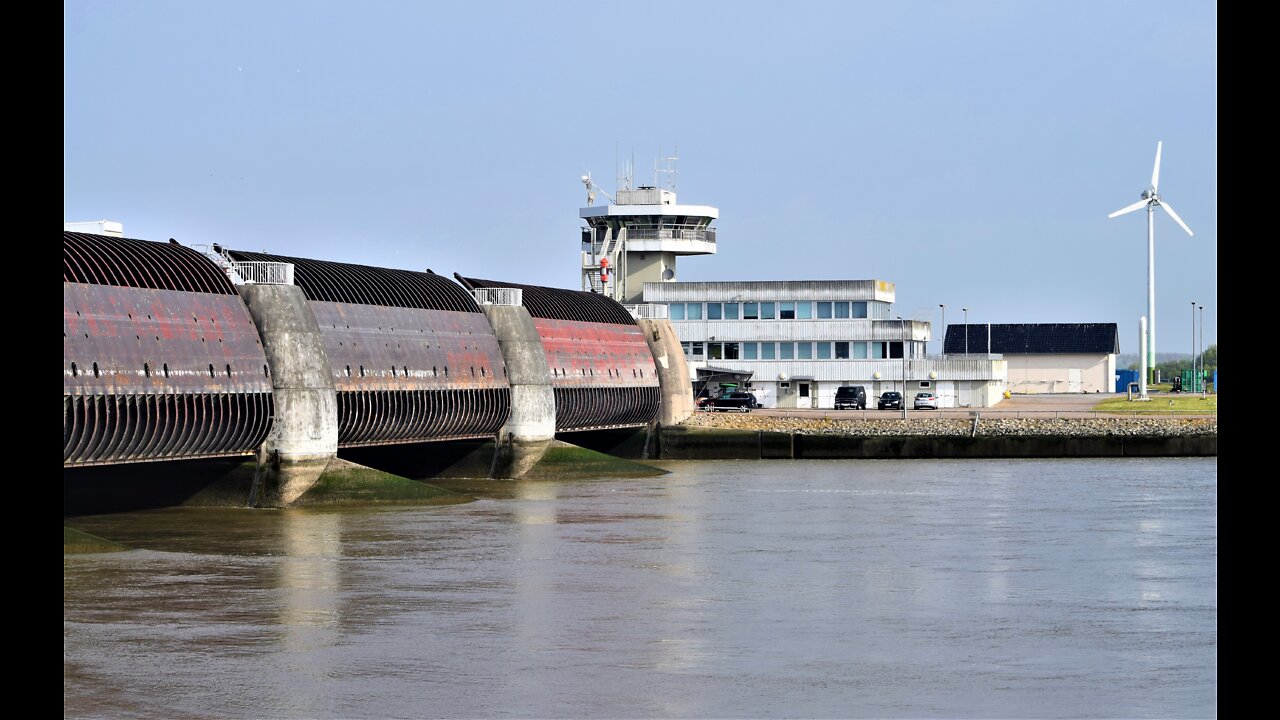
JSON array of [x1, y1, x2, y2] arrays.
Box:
[[230, 261, 295, 285], [473, 287, 523, 306], [623, 303, 668, 320], [626, 227, 716, 243]]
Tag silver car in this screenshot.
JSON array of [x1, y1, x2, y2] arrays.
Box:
[[913, 392, 939, 410]]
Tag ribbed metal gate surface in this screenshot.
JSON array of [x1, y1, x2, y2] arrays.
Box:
[[63, 233, 274, 465], [458, 276, 660, 431], [230, 251, 511, 445]]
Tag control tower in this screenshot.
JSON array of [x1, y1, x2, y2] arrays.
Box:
[[579, 158, 719, 304]]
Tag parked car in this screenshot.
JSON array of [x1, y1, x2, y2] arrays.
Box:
[[834, 385, 867, 410], [706, 392, 760, 412], [877, 391, 903, 410], [913, 392, 939, 410]]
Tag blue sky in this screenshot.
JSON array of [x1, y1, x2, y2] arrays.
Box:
[[64, 0, 1216, 354]]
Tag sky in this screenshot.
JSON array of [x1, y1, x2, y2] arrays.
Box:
[[64, 0, 1217, 355]]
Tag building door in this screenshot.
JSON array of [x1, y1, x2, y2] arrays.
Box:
[[1068, 368, 1082, 393], [958, 382, 973, 407], [797, 382, 811, 408], [935, 381, 955, 408]]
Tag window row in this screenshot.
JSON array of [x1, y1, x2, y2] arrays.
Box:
[[668, 301, 887, 321], [682, 341, 916, 361]]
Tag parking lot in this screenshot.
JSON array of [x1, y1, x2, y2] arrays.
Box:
[[737, 393, 1212, 419]]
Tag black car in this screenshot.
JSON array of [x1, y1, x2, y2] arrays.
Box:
[[834, 385, 867, 410], [877, 391, 903, 410], [706, 392, 760, 412]]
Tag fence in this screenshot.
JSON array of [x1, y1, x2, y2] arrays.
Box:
[[230, 261, 294, 285], [623, 303, 669, 319], [473, 288, 523, 306]]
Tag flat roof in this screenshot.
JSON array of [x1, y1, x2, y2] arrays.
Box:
[[644, 279, 895, 303]]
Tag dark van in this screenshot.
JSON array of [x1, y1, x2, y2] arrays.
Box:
[[834, 385, 867, 410]]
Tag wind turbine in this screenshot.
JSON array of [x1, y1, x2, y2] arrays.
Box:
[[1108, 141, 1194, 382]]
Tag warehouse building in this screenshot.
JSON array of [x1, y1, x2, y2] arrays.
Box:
[[944, 323, 1119, 394]]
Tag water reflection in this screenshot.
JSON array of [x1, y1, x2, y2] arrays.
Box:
[[274, 511, 342, 717], [65, 458, 1217, 719]]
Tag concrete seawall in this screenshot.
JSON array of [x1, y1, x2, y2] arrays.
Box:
[[658, 426, 1217, 459]]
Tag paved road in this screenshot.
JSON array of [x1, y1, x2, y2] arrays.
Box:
[[718, 393, 1216, 419]]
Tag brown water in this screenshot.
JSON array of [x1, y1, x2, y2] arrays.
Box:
[[64, 458, 1217, 718]]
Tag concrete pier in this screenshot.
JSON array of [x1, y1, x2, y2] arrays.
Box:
[[238, 284, 339, 505], [480, 304, 556, 477], [637, 318, 693, 426]]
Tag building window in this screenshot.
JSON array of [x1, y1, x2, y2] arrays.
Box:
[[707, 303, 722, 320], [723, 303, 740, 320], [889, 341, 904, 359], [691, 343, 704, 357], [817, 302, 832, 319], [708, 343, 723, 360], [779, 342, 794, 360], [761, 342, 776, 360], [797, 302, 813, 320], [687, 303, 703, 320], [681, 341, 692, 355], [835, 341, 849, 359], [743, 302, 759, 319], [797, 342, 812, 360], [834, 302, 850, 318], [743, 342, 758, 360], [780, 302, 795, 319], [855, 342, 869, 359], [919, 380, 932, 389], [724, 342, 740, 359], [872, 342, 886, 359], [852, 302, 868, 319], [760, 302, 775, 319], [669, 303, 686, 320], [816, 342, 832, 360]]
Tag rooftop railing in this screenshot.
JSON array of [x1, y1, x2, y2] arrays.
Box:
[[473, 287, 523, 306]]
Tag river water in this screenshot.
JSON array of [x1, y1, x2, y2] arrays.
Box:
[[64, 458, 1216, 718]]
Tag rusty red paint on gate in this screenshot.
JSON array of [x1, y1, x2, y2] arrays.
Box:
[[63, 281, 273, 466], [533, 318, 660, 430], [310, 301, 511, 445]]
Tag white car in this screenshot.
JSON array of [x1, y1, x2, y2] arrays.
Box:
[[913, 392, 939, 410]]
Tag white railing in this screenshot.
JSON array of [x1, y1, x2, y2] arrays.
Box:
[[473, 287, 523, 306], [626, 227, 716, 243], [231, 261, 295, 285], [624, 303, 669, 319]]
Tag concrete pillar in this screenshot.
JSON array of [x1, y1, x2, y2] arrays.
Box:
[[480, 305, 556, 478], [238, 284, 338, 506], [637, 318, 693, 426]]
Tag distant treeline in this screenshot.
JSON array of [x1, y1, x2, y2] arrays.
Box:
[[1122, 344, 1217, 375]]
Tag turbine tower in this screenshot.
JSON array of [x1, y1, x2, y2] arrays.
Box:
[[1108, 141, 1194, 383]]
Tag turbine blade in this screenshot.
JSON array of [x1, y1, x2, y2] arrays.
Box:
[[1108, 199, 1149, 218], [1151, 140, 1163, 193], [1160, 201, 1194, 236]]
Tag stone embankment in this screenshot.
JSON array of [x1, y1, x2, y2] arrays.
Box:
[[680, 413, 1216, 437]]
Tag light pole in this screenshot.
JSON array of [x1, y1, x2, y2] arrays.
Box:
[[898, 316, 908, 419], [1190, 300, 1196, 392], [1199, 304, 1205, 397], [962, 307, 969, 356], [939, 304, 946, 358]]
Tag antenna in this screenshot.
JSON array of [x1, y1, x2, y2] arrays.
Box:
[[657, 146, 679, 192]]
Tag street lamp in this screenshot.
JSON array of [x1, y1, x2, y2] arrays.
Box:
[[1199, 304, 1205, 397], [962, 307, 969, 356], [939, 304, 946, 358], [897, 316, 908, 419], [1190, 300, 1196, 392]]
